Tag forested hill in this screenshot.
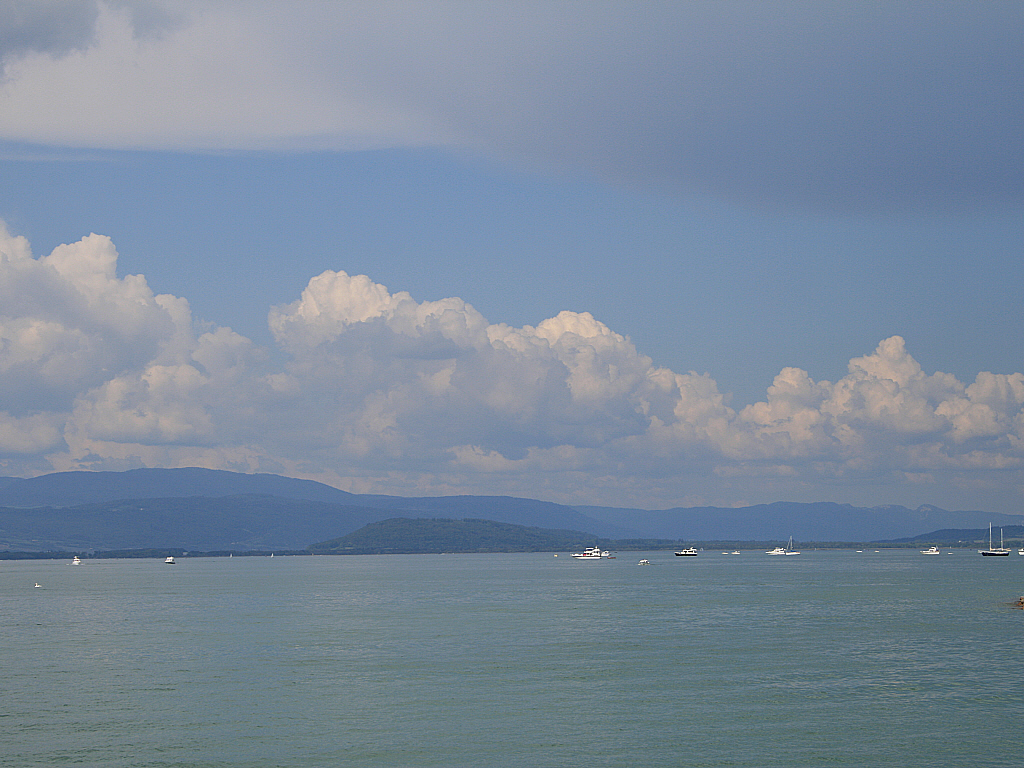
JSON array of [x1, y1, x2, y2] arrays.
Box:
[[308, 518, 608, 555]]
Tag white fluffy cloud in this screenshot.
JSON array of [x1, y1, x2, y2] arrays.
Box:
[[4, 224, 1023, 510]]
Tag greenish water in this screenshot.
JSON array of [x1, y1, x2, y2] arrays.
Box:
[[3, 550, 1023, 767]]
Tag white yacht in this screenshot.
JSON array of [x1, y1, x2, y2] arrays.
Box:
[[571, 546, 610, 560], [768, 537, 800, 555], [674, 547, 698, 556], [920, 546, 941, 555], [164, 556, 176, 564], [71, 555, 81, 565], [637, 559, 651, 566]]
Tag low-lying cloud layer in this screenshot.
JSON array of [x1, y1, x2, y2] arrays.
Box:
[[3, 224, 1023, 511], [2, 1, 1021, 212]]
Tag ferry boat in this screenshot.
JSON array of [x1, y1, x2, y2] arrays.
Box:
[[571, 547, 610, 560]]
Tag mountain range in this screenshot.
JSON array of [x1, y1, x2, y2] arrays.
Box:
[[0, 468, 1019, 552]]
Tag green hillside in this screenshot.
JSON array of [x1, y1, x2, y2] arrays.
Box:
[[309, 517, 602, 554]]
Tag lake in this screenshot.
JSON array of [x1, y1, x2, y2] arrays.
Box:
[[3, 549, 1023, 767]]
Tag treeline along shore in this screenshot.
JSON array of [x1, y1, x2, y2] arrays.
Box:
[[4, 518, 1021, 559]]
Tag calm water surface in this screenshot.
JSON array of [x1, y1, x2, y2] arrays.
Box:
[[3, 550, 1024, 767]]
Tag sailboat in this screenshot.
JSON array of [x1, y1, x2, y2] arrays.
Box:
[[979, 523, 1010, 556], [767, 536, 800, 555]]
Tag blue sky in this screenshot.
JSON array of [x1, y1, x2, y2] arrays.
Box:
[[1, 1, 1022, 514]]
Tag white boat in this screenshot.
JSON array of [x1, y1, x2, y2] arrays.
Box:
[[571, 546, 610, 560], [768, 537, 800, 555], [637, 559, 650, 566], [674, 547, 698, 556], [164, 556, 176, 564], [979, 523, 1010, 556], [71, 555, 81, 565], [920, 546, 941, 555], [1019, 549, 1024, 556]]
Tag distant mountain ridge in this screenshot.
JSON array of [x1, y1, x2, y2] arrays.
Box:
[[0, 468, 1018, 551], [0, 495, 385, 552], [575, 501, 1022, 542], [0, 468, 356, 508]]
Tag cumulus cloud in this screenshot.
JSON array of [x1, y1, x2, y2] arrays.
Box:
[[0, 222, 265, 471], [3, 225, 1024, 510], [0, 1, 1021, 211]]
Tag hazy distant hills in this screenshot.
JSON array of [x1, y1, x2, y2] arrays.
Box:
[[576, 502, 1023, 543], [0, 468, 1019, 552]]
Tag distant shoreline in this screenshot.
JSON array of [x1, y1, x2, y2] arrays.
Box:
[[0, 542, 1001, 560]]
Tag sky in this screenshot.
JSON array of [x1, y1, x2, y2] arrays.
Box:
[[1, 1, 1023, 514]]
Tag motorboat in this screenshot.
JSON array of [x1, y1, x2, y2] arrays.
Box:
[[637, 559, 651, 566], [164, 556, 176, 564], [674, 548, 698, 556], [571, 546, 610, 560], [71, 555, 81, 565], [768, 537, 800, 555], [920, 546, 941, 555], [979, 523, 1010, 556]]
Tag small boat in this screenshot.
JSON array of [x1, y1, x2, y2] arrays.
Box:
[[1019, 549, 1024, 556], [34, 582, 42, 588], [71, 555, 81, 565], [637, 559, 650, 566], [164, 556, 176, 564], [571, 546, 610, 560], [979, 523, 1010, 556], [674, 547, 698, 556], [730, 550, 741, 555], [768, 537, 801, 555], [920, 546, 941, 555]]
